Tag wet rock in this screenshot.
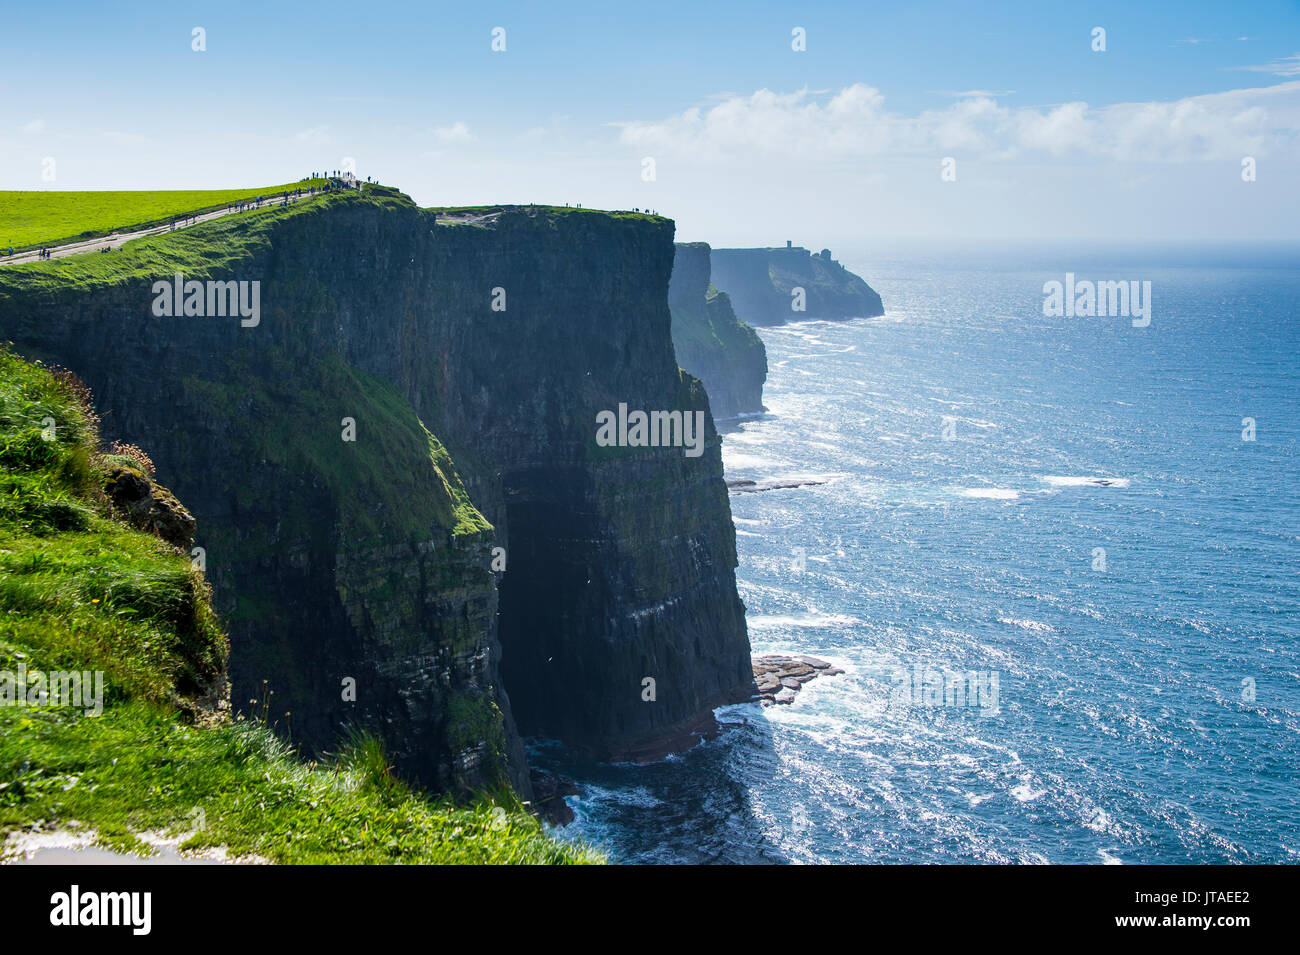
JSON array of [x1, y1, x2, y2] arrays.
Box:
[[528, 769, 578, 826], [727, 478, 827, 494], [752, 653, 844, 705]]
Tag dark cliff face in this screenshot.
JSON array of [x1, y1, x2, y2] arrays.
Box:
[[668, 242, 767, 419], [709, 246, 884, 326], [406, 208, 754, 759], [0, 243, 511, 794], [0, 193, 754, 788]]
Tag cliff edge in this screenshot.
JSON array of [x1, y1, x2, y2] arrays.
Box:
[[669, 242, 767, 419]]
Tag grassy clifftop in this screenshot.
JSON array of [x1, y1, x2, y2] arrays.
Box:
[[0, 179, 330, 253], [0, 348, 597, 863], [0, 186, 408, 296]]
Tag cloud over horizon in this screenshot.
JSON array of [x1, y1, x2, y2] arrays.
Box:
[[615, 81, 1300, 165]]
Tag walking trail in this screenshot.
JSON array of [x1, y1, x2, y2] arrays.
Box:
[[0, 184, 346, 268]]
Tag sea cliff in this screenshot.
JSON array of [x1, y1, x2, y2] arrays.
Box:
[[0, 346, 596, 863], [0, 188, 754, 798], [668, 242, 767, 419], [709, 244, 884, 326]]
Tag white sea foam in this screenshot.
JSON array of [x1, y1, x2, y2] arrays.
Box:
[[957, 487, 1020, 499], [748, 612, 862, 629], [723, 451, 788, 469], [769, 471, 841, 484], [998, 617, 1057, 633], [1042, 475, 1130, 488], [573, 785, 663, 809], [1084, 808, 1112, 832], [1010, 780, 1047, 802]]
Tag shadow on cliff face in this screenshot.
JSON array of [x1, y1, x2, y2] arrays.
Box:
[[526, 705, 786, 864], [494, 452, 753, 763], [421, 208, 755, 763]]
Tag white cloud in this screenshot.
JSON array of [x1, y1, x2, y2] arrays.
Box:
[[614, 82, 1300, 164], [294, 125, 332, 143], [1236, 53, 1300, 77], [431, 121, 474, 143], [20, 119, 45, 134]]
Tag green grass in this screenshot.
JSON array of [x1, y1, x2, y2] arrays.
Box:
[[0, 347, 598, 864], [3, 708, 597, 864], [181, 352, 492, 545], [426, 203, 666, 225], [0, 179, 329, 253], [0, 189, 407, 298]]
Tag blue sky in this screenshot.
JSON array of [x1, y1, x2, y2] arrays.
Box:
[[3, 0, 1298, 242]]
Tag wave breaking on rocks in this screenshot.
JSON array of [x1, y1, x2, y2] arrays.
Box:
[[752, 654, 844, 706]]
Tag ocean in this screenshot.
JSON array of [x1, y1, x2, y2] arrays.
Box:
[[535, 241, 1300, 864]]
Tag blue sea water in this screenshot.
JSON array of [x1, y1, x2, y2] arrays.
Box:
[[538, 241, 1300, 864]]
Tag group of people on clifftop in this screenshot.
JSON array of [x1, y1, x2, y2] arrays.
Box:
[[560, 203, 660, 215], [4, 245, 85, 260], [308, 171, 373, 191]]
